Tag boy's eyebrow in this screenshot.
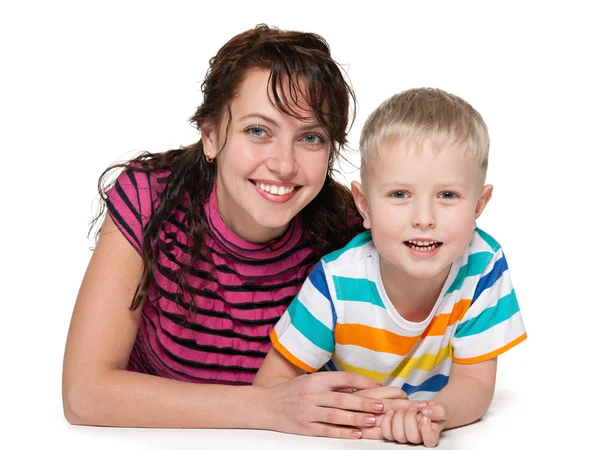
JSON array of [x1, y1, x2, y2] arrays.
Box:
[[436, 182, 470, 190], [379, 181, 470, 190], [238, 113, 322, 131]]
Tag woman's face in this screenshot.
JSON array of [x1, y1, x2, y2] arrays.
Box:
[[203, 68, 331, 244]]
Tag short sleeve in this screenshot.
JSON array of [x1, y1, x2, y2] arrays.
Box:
[[451, 249, 527, 364], [269, 260, 336, 373], [105, 168, 156, 255]]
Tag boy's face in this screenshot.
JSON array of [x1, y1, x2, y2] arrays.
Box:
[[352, 139, 493, 284]]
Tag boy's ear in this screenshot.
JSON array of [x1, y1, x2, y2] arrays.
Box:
[[474, 184, 494, 223], [351, 181, 372, 229]]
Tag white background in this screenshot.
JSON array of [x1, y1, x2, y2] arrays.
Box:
[[1, 1, 598, 448]]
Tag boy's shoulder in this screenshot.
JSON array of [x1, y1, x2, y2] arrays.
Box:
[[472, 228, 502, 254], [444, 228, 506, 296], [459, 228, 505, 277], [321, 230, 376, 268]]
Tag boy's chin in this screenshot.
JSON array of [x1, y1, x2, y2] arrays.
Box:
[[402, 262, 451, 281]]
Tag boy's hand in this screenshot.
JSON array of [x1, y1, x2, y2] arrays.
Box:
[[379, 401, 448, 447]]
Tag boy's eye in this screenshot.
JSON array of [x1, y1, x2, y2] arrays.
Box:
[[391, 191, 408, 199], [440, 191, 457, 199]]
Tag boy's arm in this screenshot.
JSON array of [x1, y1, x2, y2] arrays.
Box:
[[253, 347, 306, 387], [432, 357, 497, 430]]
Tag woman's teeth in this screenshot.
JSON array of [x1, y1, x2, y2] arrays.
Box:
[[256, 182, 295, 195]]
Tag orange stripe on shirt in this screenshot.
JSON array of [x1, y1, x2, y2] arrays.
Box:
[[270, 329, 317, 373], [422, 299, 472, 337], [453, 332, 528, 364], [335, 324, 419, 355]]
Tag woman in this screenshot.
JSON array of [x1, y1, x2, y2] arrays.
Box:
[[62, 24, 398, 438]]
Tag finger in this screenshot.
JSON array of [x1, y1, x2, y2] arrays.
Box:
[[315, 404, 377, 429], [380, 410, 396, 441], [391, 407, 409, 443], [419, 416, 440, 448], [309, 423, 363, 440], [360, 425, 384, 440], [403, 405, 423, 444], [421, 404, 447, 422], [336, 388, 354, 394], [382, 398, 418, 412], [319, 391, 384, 415], [353, 386, 408, 400], [318, 371, 380, 391]]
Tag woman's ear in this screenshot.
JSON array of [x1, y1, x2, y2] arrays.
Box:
[[351, 181, 372, 229], [201, 122, 221, 161]]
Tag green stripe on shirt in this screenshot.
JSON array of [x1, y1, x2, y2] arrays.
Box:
[[455, 290, 520, 337], [288, 296, 335, 352], [332, 276, 385, 308], [445, 251, 494, 295]]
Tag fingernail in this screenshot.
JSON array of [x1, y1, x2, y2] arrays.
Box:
[[409, 406, 417, 412], [351, 430, 362, 439], [422, 408, 432, 416], [371, 401, 383, 411], [376, 382, 384, 387], [397, 406, 407, 413], [417, 402, 428, 408], [363, 416, 376, 425], [422, 416, 430, 424]]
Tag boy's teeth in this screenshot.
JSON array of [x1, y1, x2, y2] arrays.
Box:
[[406, 240, 441, 252], [408, 240, 437, 246], [257, 182, 294, 195], [410, 244, 435, 252]]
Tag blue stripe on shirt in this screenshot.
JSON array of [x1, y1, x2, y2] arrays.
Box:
[[473, 255, 508, 303], [402, 374, 449, 396], [308, 262, 337, 328], [445, 252, 493, 295]]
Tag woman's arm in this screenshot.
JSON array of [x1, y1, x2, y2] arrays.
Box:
[[62, 215, 384, 436]]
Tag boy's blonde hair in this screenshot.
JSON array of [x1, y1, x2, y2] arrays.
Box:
[[359, 87, 489, 184]]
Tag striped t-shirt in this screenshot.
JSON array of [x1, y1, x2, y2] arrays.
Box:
[[270, 229, 527, 400], [106, 168, 352, 385]]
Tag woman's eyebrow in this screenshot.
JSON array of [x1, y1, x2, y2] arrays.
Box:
[[239, 113, 278, 126], [239, 113, 323, 132]]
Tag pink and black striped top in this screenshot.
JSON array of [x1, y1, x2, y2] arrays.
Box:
[[106, 168, 350, 385]]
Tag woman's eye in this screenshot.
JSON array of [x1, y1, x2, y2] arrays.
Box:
[[303, 134, 324, 145], [244, 126, 268, 138], [391, 191, 408, 199], [440, 191, 457, 199]]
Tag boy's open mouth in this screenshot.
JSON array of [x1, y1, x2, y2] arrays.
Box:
[[403, 240, 443, 252]]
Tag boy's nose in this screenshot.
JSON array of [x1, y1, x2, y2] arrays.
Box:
[[411, 204, 436, 229]]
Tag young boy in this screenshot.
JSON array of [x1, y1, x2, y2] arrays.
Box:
[[253, 88, 527, 447]]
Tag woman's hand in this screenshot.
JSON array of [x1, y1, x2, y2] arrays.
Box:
[[261, 372, 387, 439]]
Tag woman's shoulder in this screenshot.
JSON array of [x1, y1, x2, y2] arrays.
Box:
[[103, 160, 173, 254]]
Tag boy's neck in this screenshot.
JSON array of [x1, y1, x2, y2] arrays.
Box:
[[379, 259, 452, 323]]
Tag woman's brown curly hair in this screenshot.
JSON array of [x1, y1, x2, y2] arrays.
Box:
[[91, 24, 363, 315]]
